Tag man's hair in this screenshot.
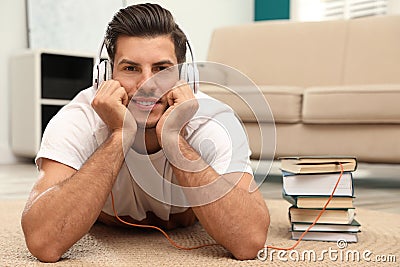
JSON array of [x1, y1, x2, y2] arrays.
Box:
[[105, 3, 187, 64]]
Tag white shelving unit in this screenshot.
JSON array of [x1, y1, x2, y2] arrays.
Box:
[[10, 50, 96, 157]]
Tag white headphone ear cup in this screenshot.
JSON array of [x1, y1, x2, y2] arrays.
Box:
[[105, 60, 112, 80], [97, 60, 107, 87], [180, 63, 188, 82], [96, 60, 112, 89], [180, 63, 198, 93], [192, 63, 199, 94]]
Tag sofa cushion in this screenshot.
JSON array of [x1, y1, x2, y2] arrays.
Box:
[[302, 84, 400, 124], [344, 15, 400, 85], [200, 83, 303, 123]]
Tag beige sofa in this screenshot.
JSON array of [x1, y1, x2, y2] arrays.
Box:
[[200, 15, 400, 164]]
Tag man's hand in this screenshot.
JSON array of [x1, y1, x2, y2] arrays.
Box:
[[156, 81, 198, 146], [91, 80, 137, 142]]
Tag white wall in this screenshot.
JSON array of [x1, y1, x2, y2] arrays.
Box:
[[290, 0, 324, 21], [127, 0, 254, 61], [388, 0, 400, 14], [27, 0, 121, 54], [0, 0, 27, 164]]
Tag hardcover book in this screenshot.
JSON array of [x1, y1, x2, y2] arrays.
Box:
[[290, 231, 358, 242], [280, 156, 357, 174], [289, 206, 355, 224], [291, 219, 361, 232], [283, 194, 354, 209], [282, 171, 354, 197]]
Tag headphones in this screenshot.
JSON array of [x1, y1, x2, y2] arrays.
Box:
[[92, 37, 199, 93]]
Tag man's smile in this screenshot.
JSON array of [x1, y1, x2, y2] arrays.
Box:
[[131, 96, 164, 111]]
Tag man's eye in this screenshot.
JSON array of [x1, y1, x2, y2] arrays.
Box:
[[153, 66, 168, 72], [125, 66, 138, 72]]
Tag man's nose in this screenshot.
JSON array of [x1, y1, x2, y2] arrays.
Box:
[[137, 69, 156, 90]]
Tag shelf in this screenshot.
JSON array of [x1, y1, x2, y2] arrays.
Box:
[[10, 50, 96, 157], [40, 99, 71, 106]]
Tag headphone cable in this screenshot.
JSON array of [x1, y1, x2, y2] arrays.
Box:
[[109, 162, 345, 252]]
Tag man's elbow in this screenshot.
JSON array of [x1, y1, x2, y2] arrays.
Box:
[[22, 219, 63, 262], [230, 232, 268, 260], [24, 234, 63, 263], [231, 221, 270, 260]]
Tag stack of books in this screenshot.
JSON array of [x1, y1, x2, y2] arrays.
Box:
[[280, 156, 361, 242]]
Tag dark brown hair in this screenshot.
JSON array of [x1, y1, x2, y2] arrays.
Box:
[[105, 3, 187, 64]]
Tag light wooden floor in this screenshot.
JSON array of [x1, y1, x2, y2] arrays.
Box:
[[1, 162, 399, 214]]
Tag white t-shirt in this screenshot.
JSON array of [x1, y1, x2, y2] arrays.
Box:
[[36, 87, 253, 221]]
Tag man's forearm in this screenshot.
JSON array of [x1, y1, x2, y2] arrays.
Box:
[[22, 131, 127, 262], [169, 136, 270, 260]]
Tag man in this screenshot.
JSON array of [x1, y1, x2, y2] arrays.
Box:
[[21, 3, 270, 262]]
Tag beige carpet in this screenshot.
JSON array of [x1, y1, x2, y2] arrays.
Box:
[[1, 199, 399, 266]]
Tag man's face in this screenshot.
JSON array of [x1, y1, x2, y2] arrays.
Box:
[[112, 35, 179, 129]]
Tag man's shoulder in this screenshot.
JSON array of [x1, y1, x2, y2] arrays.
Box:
[[37, 87, 102, 170], [44, 87, 103, 139], [56, 87, 99, 123], [195, 91, 234, 116], [67, 87, 96, 109], [185, 91, 238, 139]]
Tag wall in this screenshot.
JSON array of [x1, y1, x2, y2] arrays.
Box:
[[290, 0, 324, 21], [388, 0, 400, 14], [127, 0, 254, 61], [27, 0, 121, 54], [0, 0, 27, 164]]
